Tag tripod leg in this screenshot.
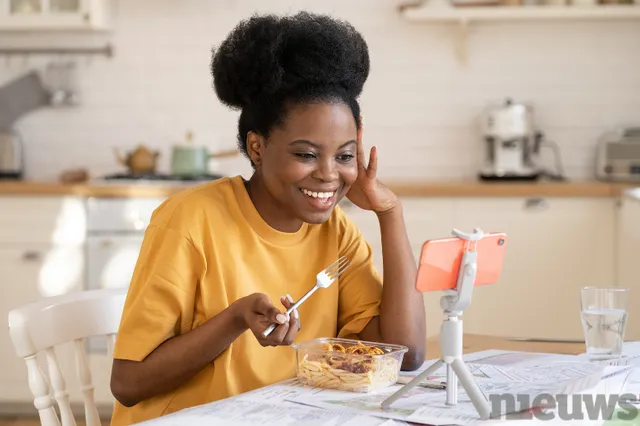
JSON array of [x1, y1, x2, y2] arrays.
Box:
[[450, 358, 491, 420], [446, 364, 457, 406], [381, 359, 444, 410]]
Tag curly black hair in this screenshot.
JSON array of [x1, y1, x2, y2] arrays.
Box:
[[210, 11, 370, 166]]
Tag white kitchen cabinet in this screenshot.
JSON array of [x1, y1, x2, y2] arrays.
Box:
[[343, 198, 457, 338], [340, 201, 383, 272], [0, 244, 54, 403], [0, 196, 90, 408], [0, 0, 111, 30], [453, 197, 617, 341], [617, 189, 640, 341], [402, 198, 458, 339], [0, 195, 86, 245], [343, 197, 456, 269], [334, 196, 618, 341], [0, 242, 88, 405]]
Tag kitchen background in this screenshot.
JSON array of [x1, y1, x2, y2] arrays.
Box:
[[0, 0, 639, 181], [1, 0, 640, 424]]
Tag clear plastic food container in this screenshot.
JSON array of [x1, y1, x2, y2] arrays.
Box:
[[292, 337, 408, 393]]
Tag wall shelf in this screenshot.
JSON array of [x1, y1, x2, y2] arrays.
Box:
[[400, 4, 640, 22], [398, 3, 640, 64]]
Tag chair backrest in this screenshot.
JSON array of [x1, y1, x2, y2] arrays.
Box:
[[8, 288, 127, 426]]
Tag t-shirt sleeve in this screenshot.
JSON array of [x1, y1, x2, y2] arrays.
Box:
[[335, 208, 383, 340], [112, 224, 204, 362]]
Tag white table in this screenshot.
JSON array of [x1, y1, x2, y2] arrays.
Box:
[[133, 335, 639, 425]]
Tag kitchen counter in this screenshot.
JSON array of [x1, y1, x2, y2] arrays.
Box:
[[0, 179, 634, 198]]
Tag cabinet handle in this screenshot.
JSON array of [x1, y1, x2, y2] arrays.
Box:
[[22, 251, 41, 262], [524, 197, 549, 211]]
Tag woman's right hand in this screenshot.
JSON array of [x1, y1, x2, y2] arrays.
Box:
[[232, 293, 301, 347]]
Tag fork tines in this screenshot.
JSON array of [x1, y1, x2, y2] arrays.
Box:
[[327, 256, 350, 280]]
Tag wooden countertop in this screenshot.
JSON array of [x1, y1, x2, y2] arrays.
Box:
[[426, 334, 585, 359], [0, 179, 634, 198]]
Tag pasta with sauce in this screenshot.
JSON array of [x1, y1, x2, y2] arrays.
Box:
[[296, 340, 402, 392]]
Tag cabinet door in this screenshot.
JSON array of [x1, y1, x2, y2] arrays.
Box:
[[340, 201, 383, 273], [342, 198, 457, 338], [50, 0, 80, 12], [402, 198, 457, 338], [9, 0, 41, 13], [0, 244, 57, 403], [342, 197, 456, 271], [0, 244, 113, 406], [452, 197, 616, 341], [86, 235, 143, 292], [0, 196, 86, 245], [2, 0, 109, 30], [617, 191, 640, 341], [9, 0, 79, 13], [402, 198, 457, 257]]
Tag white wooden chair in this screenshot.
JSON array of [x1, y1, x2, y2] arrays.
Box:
[[7, 288, 127, 426]]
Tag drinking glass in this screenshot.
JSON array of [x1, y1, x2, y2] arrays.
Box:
[[580, 286, 629, 360]]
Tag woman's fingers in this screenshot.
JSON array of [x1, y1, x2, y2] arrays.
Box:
[[286, 294, 300, 330], [356, 118, 368, 171], [253, 293, 287, 325], [367, 146, 378, 180], [282, 295, 300, 345], [255, 294, 302, 347], [263, 319, 290, 346]]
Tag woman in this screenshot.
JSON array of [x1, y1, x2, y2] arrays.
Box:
[[109, 11, 426, 426]]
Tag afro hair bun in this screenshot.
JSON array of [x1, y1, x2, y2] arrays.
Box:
[[211, 11, 370, 109]]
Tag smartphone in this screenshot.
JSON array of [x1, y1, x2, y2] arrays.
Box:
[[415, 232, 507, 293]]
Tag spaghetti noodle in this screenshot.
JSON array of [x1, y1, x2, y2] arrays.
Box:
[[296, 341, 402, 392]]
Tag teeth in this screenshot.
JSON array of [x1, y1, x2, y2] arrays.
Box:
[[301, 188, 334, 199]]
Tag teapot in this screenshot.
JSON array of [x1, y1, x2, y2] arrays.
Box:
[[114, 144, 160, 175]]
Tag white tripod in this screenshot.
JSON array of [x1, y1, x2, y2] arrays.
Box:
[[381, 228, 492, 420]]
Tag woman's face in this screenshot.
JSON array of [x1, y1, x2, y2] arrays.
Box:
[[249, 101, 359, 227]]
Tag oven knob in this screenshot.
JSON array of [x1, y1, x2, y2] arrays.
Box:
[[604, 165, 613, 174]]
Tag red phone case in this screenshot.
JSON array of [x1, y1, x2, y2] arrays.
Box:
[[416, 232, 507, 292]]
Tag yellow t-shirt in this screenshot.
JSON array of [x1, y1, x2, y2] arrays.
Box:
[[110, 175, 383, 425]]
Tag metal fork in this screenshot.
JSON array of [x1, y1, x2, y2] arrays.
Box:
[[262, 256, 350, 337]]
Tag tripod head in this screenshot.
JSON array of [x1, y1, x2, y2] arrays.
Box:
[[442, 228, 484, 314]]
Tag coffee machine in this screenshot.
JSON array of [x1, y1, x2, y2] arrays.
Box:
[[479, 98, 543, 181]]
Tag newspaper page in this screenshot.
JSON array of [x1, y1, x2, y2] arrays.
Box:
[[287, 362, 630, 426], [133, 399, 410, 426], [134, 379, 412, 426]]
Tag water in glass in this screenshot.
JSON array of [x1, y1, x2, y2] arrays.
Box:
[[581, 307, 628, 358]]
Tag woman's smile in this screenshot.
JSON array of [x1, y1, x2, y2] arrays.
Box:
[[298, 186, 339, 211]]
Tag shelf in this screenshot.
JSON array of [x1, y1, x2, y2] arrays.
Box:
[[398, 3, 640, 64], [0, 20, 110, 31], [400, 4, 640, 22]]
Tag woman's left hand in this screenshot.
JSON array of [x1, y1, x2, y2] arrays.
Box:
[[345, 121, 399, 215]]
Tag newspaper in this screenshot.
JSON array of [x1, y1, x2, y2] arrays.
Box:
[[286, 357, 631, 426], [135, 378, 411, 426], [579, 342, 640, 387], [133, 349, 637, 426], [134, 399, 409, 426]]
